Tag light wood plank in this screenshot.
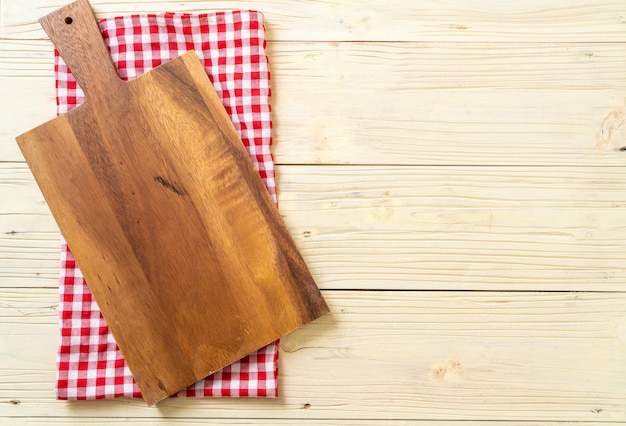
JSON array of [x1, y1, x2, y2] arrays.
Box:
[[270, 42, 626, 166], [2, 420, 610, 426], [1, 289, 625, 421], [0, 161, 59, 286], [2, 0, 626, 42], [4, 39, 626, 88], [2, 41, 626, 165], [279, 166, 626, 291], [268, 42, 626, 91], [0, 76, 55, 162], [2, 163, 626, 291]]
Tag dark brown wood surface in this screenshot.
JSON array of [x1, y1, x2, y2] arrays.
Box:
[[16, 0, 328, 406]]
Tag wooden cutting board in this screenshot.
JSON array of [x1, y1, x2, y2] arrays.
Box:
[[16, 0, 328, 405]]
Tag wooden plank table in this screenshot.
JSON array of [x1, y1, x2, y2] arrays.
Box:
[[1, 0, 625, 424]]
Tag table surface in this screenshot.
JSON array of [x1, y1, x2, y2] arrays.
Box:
[[1, 0, 626, 424]]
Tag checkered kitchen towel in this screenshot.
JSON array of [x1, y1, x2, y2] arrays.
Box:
[[55, 10, 278, 400]]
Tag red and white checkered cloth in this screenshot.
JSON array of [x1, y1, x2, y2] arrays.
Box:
[[55, 10, 279, 400]]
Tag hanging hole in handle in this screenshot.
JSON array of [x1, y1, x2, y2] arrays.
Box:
[[64, 17, 73, 25]]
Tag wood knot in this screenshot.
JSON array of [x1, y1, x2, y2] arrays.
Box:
[[154, 176, 186, 196], [598, 108, 626, 151], [432, 360, 463, 382]]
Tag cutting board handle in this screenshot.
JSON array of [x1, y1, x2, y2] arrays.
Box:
[[39, 0, 122, 98]]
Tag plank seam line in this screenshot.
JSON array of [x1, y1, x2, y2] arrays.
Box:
[[4, 36, 626, 44]]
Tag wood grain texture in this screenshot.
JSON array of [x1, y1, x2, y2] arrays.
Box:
[[3, 40, 626, 165], [16, 0, 327, 405], [2, 0, 626, 42], [278, 166, 626, 290], [2, 289, 626, 421], [2, 164, 625, 291]]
